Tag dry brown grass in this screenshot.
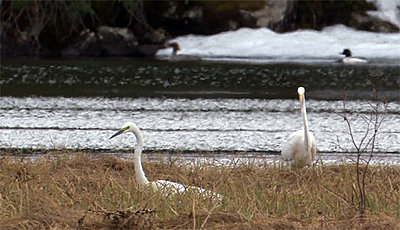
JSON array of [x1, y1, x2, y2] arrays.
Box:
[[0, 152, 399, 229]]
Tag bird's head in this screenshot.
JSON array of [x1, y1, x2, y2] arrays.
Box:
[[110, 122, 136, 139], [297, 87, 305, 100], [340, 49, 351, 57], [168, 42, 181, 53]]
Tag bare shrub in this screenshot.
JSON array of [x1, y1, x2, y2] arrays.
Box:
[[341, 75, 389, 216]]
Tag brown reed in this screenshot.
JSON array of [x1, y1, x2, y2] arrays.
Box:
[[0, 152, 399, 229]]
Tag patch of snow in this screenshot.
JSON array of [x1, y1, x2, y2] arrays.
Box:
[[157, 25, 400, 61], [367, 0, 400, 27]]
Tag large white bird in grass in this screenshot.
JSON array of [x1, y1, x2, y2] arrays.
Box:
[[281, 87, 316, 167], [110, 122, 222, 199]]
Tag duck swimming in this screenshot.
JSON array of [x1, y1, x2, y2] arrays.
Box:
[[340, 49, 368, 64], [167, 42, 201, 61]]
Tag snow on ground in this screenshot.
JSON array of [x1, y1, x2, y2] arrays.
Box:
[[157, 0, 400, 62], [157, 25, 400, 61]]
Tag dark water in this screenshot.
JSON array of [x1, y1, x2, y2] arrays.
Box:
[[0, 58, 399, 160], [1, 57, 398, 100]]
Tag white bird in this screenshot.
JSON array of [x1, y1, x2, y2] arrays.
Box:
[[340, 49, 368, 64], [281, 87, 316, 167], [110, 122, 221, 199]]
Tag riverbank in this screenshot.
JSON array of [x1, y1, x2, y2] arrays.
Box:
[[2, 1, 398, 58], [0, 152, 399, 229]]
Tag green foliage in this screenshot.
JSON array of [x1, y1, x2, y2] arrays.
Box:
[[9, 0, 28, 10], [67, 1, 95, 17], [122, 0, 134, 11]]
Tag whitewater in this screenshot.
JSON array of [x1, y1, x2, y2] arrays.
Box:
[[157, 1, 400, 63]]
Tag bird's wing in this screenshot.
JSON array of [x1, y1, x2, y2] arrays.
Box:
[[281, 142, 295, 162], [154, 180, 223, 200], [186, 184, 223, 200], [280, 131, 302, 162], [310, 133, 317, 160], [153, 180, 186, 193]]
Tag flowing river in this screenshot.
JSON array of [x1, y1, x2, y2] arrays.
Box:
[[1, 58, 399, 163]]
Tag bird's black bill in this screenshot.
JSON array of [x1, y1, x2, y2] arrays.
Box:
[[110, 129, 124, 139]]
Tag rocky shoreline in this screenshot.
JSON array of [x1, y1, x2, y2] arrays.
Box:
[[1, 0, 398, 58]]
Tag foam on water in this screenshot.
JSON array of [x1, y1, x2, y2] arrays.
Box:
[[1, 97, 399, 153], [368, 0, 400, 27]]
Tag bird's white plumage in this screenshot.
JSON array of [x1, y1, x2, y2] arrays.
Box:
[[342, 57, 368, 64], [281, 87, 316, 167], [151, 180, 222, 199], [110, 122, 222, 200], [340, 49, 368, 64], [281, 130, 316, 167], [167, 42, 201, 61]]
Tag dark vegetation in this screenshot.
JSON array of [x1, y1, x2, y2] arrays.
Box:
[[295, 0, 375, 30], [1, 0, 389, 57]]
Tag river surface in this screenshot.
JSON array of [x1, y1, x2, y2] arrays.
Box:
[[0, 58, 399, 163]]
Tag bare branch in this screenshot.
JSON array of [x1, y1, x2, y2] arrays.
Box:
[[340, 85, 388, 216]]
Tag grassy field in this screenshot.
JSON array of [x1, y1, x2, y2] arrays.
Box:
[[0, 152, 399, 229]]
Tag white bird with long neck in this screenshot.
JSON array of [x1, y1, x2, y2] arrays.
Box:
[[281, 87, 316, 167], [110, 122, 222, 199]]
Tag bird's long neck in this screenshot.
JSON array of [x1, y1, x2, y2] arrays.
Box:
[[132, 129, 149, 185], [301, 96, 310, 149], [172, 47, 178, 56]]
